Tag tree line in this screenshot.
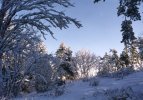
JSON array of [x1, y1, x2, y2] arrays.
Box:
[[0, 0, 143, 99]]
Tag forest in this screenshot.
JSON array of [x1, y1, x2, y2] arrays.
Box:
[[0, 0, 143, 100]]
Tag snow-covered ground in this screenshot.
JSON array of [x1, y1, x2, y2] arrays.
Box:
[[14, 71, 143, 100]]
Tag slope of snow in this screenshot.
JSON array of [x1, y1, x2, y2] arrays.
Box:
[[14, 71, 143, 100]]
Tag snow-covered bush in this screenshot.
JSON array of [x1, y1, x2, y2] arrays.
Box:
[[49, 85, 65, 97], [21, 76, 35, 93], [89, 77, 99, 86], [92, 86, 143, 100], [97, 69, 110, 77], [111, 67, 135, 78], [54, 86, 65, 96], [82, 77, 90, 82], [105, 87, 140, 100], [31, 54, 53, 92], [35, 77, 48, 93]]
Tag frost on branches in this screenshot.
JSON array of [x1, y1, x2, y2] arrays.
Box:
[[56, 43, 75, 81], [0, 0, 81, 97], [0, 0, 82, 70]]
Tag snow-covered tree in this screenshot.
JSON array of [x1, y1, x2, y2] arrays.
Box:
[[94, 0, 141, 69], [1, 31, 49, 96], [120, 20, 136, 53], [0, 0, 82, 97], [138, 36, 143, 60], [109, 49, 122, 71], [120, 50, 130, 68], [94, 0, 142, 21], [74, 50, 98, 78], [31, 54, 53, 92], [0, 0, 82, 85], [56, 43, 75, 81], [129, 44, 140, 65], [97, 52, 112, 76]]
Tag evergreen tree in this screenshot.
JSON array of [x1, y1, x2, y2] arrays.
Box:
[[110, 49, 122, 71], [120, 50, 130, 68], [129, 44, 140, 65], [56, 43, 75, 81], [98, 52, 112, 76], [121, 20, 136, 52], [94, 0, 141, 68]]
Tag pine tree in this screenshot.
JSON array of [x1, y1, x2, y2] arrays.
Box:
[[120, 20, 139, 67], [94, 0, 141, 68]]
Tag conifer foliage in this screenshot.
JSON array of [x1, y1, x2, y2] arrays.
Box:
[[56, 43, 75, 81], [94, 0, 142, 67]]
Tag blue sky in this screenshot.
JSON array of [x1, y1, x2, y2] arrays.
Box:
[[44, 0, 143, 56]]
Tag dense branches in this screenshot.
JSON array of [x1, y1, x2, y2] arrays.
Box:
[[0, 0, 82, 53], [0, 0, 81, 37], [74, 50, 98, 78], [0, 0, 82, 97]]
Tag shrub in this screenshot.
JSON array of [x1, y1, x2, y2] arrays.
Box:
[[49, 85, 65, 97], [111, 67, 135, 78], [82, 78, 90, 82], [105, 87, 140, 100], [35, 77, 48, 93], [89, 78, 99, 86]]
